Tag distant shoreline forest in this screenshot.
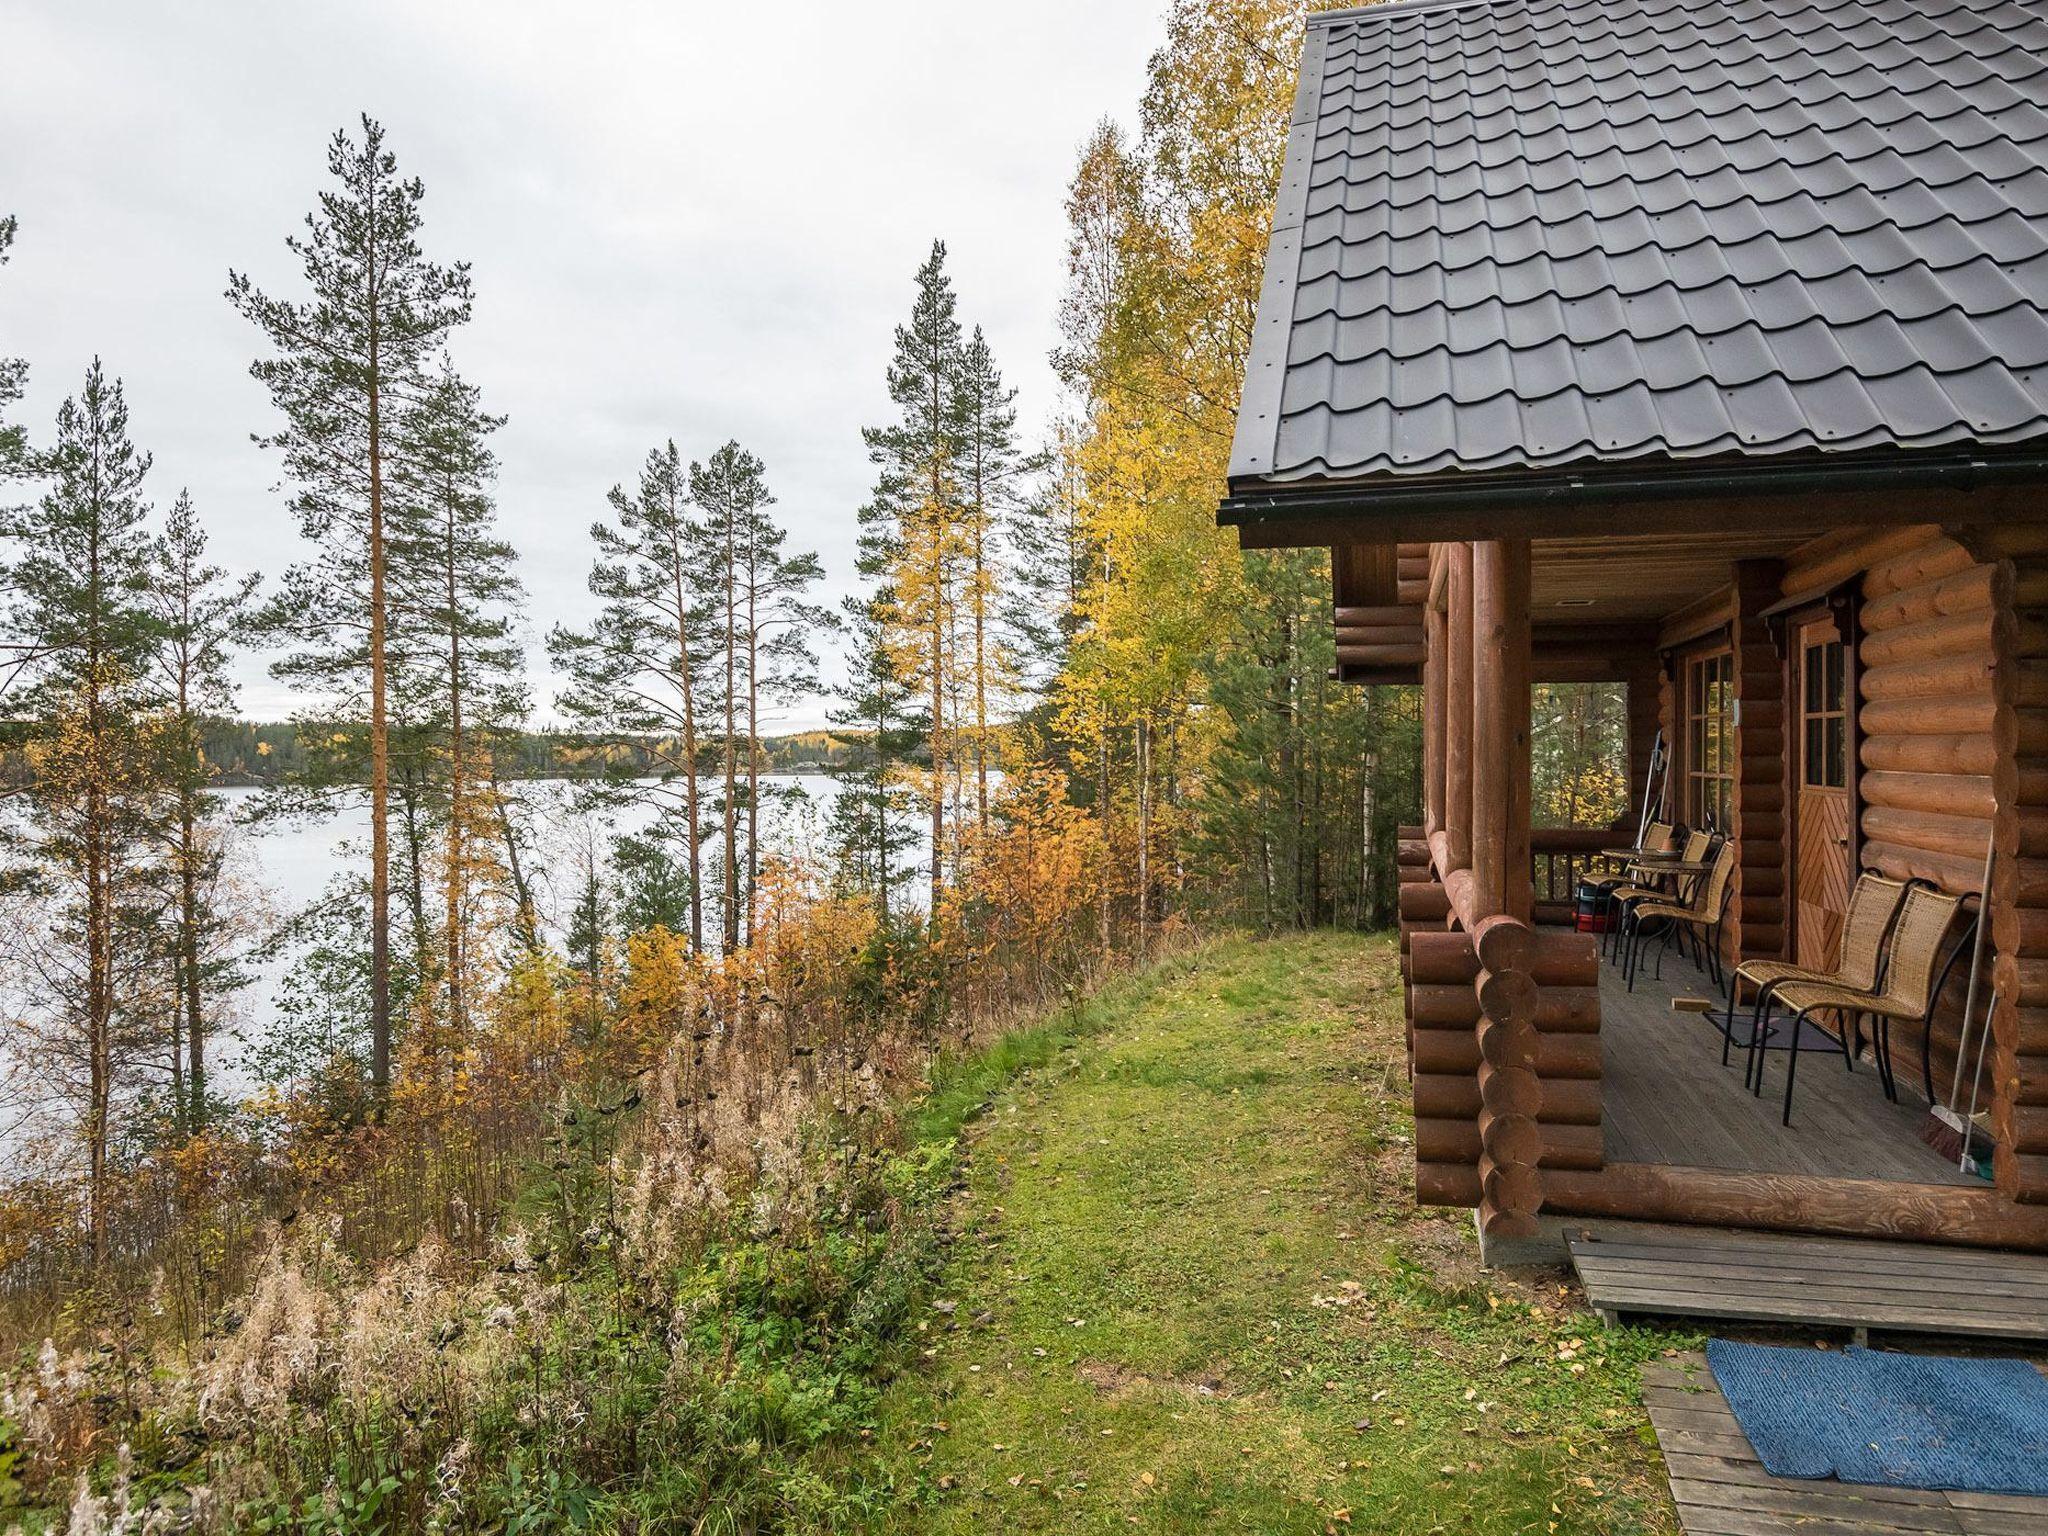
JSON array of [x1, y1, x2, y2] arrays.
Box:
[[0, 719, 858, 787], [194, 720, 857, 785]]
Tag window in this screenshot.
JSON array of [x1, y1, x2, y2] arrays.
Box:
[[1803, 637, 1848, 789], [1686, 651, 1734, 830], [1530, 681, 1630, 828]]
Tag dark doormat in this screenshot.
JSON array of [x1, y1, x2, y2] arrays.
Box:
[[1706, 1338, 2048, 1495]]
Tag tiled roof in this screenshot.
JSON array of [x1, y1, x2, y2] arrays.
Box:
[[1227, 0, 2048, 491]]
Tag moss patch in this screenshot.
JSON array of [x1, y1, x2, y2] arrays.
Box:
[[874, 933, 1687, 1535]]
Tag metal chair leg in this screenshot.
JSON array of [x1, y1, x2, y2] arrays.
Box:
[[1782, 1008, 1813, 1126]]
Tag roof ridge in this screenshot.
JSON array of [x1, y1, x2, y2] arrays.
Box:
[[1309, 0, 1499, 28]]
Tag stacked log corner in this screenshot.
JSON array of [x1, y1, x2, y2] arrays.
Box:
[[1332, 542, 1431, 683], [1407, 538, 1605, 1236], [1986, 529, 2048, 1205]]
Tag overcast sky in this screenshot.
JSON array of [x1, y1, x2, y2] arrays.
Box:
[[2, 1, 1164, 731]]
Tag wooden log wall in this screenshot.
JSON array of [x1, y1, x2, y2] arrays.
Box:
[[1814, 529, 1996, 1129], [1332, 542, 1432, 683], [1775, 523, 2048, 1205]]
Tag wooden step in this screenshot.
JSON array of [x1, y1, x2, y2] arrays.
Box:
[[1569, 1222, 2048, 1343], [1643, 1354, 2048, 1535]]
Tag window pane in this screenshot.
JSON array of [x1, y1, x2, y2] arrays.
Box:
[[1826, 715, 1847, 788], [1827, 642, 1845, 713], [1805, 646, 1823, 714], [1805, 718, 1824, 786]]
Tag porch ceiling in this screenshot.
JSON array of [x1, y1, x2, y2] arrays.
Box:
[[1531, 529, 1810, 625]]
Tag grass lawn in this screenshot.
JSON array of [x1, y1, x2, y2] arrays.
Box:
[[873, 932, 1690, 1535]]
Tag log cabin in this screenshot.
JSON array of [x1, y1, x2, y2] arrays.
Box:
[[1223, 0, 2048, 1263]]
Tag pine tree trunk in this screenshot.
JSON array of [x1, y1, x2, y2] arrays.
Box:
[[973, 478, 989, 834], [179, 782, 204, 1129], [366, 318, 392, 1104], [444, 497, 465, 1051], [721, 503, 739, 953], [83, 505, 110, 1269], [667, 507, 704, 952], [929, 545, 945, 927], [745, 572, 761, 947], [490, 768, 540, 954], [1136, 718, 1150, 956]]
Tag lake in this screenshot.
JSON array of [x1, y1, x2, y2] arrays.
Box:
[[215, 773, 861, 1093]]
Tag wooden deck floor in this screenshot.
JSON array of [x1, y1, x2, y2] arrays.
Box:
[[1595, 946, 1976, 1186], [1570, 1222, 2048, 1341], [1643, 1352, 2048, 1535]]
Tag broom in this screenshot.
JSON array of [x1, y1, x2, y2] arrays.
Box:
[[1921, 827, 1996, 1160]]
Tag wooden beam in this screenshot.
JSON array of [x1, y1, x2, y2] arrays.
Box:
[[1332, 543, 1398, 609], [1657, 584, 1734, 651], [1543, 1162, 2048, 1253]]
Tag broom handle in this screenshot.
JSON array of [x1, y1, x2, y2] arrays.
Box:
[[1962, 984, 2000, 1172], [1946, 829, 1996, 1114]]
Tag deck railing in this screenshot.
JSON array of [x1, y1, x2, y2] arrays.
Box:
[[1530, 827, 1617, 925]]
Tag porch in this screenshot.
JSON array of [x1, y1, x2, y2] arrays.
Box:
[[1593, 950, 1976, 1189]]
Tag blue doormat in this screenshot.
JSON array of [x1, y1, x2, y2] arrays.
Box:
[[1706, 1339, 2048, 1494]]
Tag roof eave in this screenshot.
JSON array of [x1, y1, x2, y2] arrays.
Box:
[[1220, 444, 2048, 548]]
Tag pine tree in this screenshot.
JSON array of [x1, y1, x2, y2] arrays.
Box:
[[550, 443, 711, 949], [395, 359, 523, 1050], [147, 491, 258, 1131], [682, 442, 825, 951], [228, 114, 474, 1102], [862, 241, 970, 920], [731, 450, 827, 941], [1, 360, 162, 1267]]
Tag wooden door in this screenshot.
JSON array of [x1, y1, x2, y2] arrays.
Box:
[[1793, 620, 1852, 970]]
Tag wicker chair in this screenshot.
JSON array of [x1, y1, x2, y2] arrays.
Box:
[[1621, 837, 1737, 992], [1597, 822, 1676, 958], [1605, 828, 1710, 965], [1755, 882, 1972, 1127], [1718, 873, 1910, 1073]]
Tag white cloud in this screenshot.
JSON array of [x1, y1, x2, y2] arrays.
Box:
[[1, 0, 1162, 729]]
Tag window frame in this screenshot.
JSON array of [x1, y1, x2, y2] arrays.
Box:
[[1682, 646, 1735, 831]]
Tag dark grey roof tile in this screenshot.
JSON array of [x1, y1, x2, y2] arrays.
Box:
[[1231, 0, 2048, 486]]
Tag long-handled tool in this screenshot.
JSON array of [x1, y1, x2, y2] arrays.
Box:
[[1958, 984, 2001, 1174], [1921, 827, 1995, 1160], [1633, 730, 1667, 851]]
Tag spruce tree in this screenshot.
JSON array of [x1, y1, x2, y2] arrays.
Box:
[[550, 443, 711, 949], [1, 359, 162, 1266], [954, 326, 1040, 828], [147, 491, 259, 1131], [861, 241, 970, 918], [228, 115, 473, 1101]]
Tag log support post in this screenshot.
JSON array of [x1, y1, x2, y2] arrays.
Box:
[[1731, 559, 1788, 963], [1408, 539, 1602, 1249], [1447, 543, 1475, 874]]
